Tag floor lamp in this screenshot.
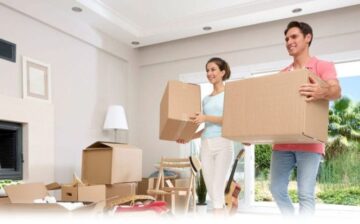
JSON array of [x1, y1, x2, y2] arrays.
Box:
[[103, 105, 128, 143]]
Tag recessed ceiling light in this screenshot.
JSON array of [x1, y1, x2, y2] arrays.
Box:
[[292, 8, 302, 13], [72, 7, 82, 12], [203, 26, 212, 31], [131, 41, 140, 46]]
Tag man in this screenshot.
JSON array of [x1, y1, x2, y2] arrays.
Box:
[[270, 21, 341, 216]]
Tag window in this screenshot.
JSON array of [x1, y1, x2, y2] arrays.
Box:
[[180, 52, 360, 208], [335, 61, 360, 102]]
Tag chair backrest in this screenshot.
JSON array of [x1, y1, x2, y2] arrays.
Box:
[[150, 157, 200, 214], [160, 157, 191, 168], [153, 157, 193, 191]]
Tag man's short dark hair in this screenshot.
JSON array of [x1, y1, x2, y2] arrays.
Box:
[[284, 21, 313, 46]]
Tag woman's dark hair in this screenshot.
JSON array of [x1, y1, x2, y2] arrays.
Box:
[[206, 57, 231, 81], [284, 21, 313, 46]]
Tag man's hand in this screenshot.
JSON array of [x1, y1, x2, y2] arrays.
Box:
[[299, 76, 330, 102]]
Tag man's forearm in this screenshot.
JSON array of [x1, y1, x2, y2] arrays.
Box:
[[324, 80, 341, 100]]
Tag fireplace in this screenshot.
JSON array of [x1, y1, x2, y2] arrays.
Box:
[[0, 121, 23, 180]]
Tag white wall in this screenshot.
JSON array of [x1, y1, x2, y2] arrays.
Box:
[[0, 4, 138, 183], [135, 5, 360, 176]]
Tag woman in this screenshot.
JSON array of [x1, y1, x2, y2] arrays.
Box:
[[177, 57, 233, 213]]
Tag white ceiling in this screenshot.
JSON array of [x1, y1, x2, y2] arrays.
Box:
[[1, 0, 360, 48]]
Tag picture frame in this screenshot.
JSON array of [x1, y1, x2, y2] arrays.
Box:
[[22, 56, 51, 102]]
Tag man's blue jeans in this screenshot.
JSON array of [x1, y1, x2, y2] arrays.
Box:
[[270, 150, 321, 215]]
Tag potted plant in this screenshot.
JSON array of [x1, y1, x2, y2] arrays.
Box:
[[196, 170, 207, 213]]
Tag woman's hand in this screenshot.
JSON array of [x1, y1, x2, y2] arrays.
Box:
[[176, 139, 188, 144], [190, 112, 206, 124]]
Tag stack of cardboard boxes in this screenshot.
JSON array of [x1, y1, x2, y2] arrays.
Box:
[[0, 141, 143, 213], [61, 141, 142, 203], [73, 141, 142, 202]]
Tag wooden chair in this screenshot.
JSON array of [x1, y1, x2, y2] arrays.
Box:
[[147, 157, 198, 214]]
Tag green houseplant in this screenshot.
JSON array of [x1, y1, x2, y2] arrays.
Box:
[[196, 170, 207, 206]]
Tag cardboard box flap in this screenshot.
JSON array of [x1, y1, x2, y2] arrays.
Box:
[[87, 141, 116, 149], [5, 183, 48, 203], [86, 141, 135, 150], [46, 182, 62, 190]]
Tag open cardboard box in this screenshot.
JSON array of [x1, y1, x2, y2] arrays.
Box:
[[82, 141, 142, 184], [61, 182, 136, 202], [48, 174, 137, 203], [46, 180, 107, 203], [0, 183, 102, 214], [47, 173, 135, 202], [61, 184, 106, 202]]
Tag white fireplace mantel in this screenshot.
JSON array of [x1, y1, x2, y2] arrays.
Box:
[[0, 94, 54, 183]]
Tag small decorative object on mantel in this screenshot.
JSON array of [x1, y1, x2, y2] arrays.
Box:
[[22, 56, 51, 102]]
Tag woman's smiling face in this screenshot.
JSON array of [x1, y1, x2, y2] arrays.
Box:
[[206, 62, 225, 84]]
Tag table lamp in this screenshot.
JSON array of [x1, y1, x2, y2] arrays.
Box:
[[103, 105, 128, 142]]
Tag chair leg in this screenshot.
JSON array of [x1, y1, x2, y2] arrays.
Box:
[[184, 175, 194, 214], [184, 191, 190, 214], [192, 178, 196, 213], [171, 193, 175, 214]]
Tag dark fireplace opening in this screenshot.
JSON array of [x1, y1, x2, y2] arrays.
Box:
[[0, 121, 23, 180]]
